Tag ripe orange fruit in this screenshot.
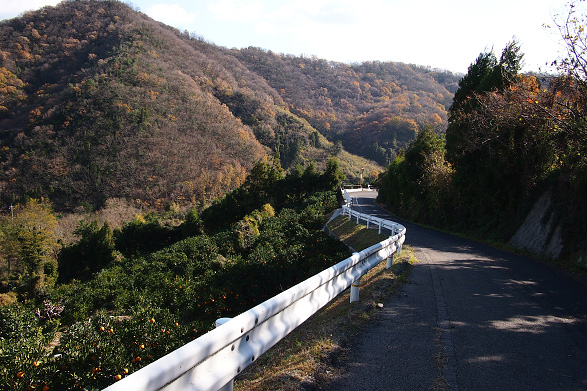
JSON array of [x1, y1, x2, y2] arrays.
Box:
[[33, 361, 40, 367], [108, 328, 114, 333], [124, 368, 129, 374], [139, 344, 145, 349], [115, 374, 122, 380], [16, 371, 24, 378], [149, 318, 155, 323], [42, 386, 49, 391], [99, 326, 105, 332]]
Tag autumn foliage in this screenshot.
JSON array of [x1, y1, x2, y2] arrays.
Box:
[[378, 36, 587, 265], [0, 0, 458, 211]]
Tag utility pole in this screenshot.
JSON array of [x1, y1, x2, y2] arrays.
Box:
[[7, 204, 13, 274], [360, 168, 364, 190]]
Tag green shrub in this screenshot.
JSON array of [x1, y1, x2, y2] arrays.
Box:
[[180, 207, 202, 238], [115, 213, 181, 258], [58, 220, 116, 282]]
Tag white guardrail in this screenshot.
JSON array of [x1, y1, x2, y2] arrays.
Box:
[[103, 193, 406, 391], [342, 189, 403, 236]]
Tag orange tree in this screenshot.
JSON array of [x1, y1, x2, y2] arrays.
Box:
[[1, 189, 348, 390]]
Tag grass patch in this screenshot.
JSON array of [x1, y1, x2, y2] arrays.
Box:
[[234, 214, 416, 391], [326, 215, 391, 251]]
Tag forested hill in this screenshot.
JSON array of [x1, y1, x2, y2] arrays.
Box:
[[234, 48, 459, 164], [0, 0, 460, 211]]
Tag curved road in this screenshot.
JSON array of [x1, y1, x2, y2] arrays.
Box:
[[326, 191, 587, 391]]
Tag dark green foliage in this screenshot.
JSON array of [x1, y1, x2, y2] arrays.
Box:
[[450, 51, 497, 115], [379, 44, 532, 236], [377, 128, 452, 225], [447, 41, 523, 160], [201, 158, 283, 230], [180, 207, 203, 238], [23, 307, 188, 390], [450, 41, 522, 114], [441, 42, 530, 235], [146, 235, 220, 278], [114, 213, 181, 258], [3, 199, 337, 386], [58, 220, 116, 282], [201, 157, 344, 230], [323, 158, 346, 190]]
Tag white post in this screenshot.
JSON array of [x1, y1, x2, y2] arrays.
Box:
[[386, 256, 393, 269], [215, 318, 234, 391], [350, 277, 361, 303]]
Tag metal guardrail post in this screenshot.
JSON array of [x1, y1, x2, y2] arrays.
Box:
[[215, 318, 234, 391], [386, 255, 393, 269], [350, 277, 361, 303]]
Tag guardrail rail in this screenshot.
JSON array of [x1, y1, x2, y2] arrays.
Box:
[[103, 194, 405, 391]]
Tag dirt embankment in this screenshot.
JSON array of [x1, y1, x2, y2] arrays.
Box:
[[509, 190, 563, 259]]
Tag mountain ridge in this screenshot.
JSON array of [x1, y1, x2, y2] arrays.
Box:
[[0, 0, 460, 211]]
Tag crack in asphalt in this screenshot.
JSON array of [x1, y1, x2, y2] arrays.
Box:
[[422, 248, 459, 390]]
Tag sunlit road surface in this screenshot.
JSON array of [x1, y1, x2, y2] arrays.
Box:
[[327, 190, 587, 391]]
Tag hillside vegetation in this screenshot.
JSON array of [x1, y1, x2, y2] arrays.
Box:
[[234, 48, 459, 165], [0, 0, 270, 210], [378, 27, 587, 268], [0, 159, 354, 390], [0, 0, 459, 212]]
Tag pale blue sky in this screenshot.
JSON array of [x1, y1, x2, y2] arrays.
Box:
[[0, 0, 572, 74]]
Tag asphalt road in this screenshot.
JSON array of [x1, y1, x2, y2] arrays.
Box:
[[325, 191, 587, 391]]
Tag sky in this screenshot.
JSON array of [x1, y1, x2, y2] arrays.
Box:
[[0, 0, 572, 74]]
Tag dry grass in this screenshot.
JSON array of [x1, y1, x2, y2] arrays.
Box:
[[234, 215, 416, 391], [55, 198, 142, 244], [326, 215, 390, 252]]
